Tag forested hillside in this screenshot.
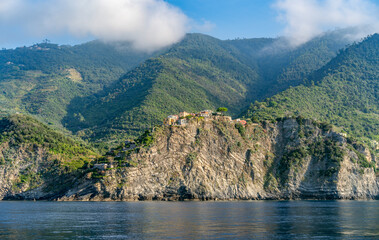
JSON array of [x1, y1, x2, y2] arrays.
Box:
[[0, 31, 378, 201], [63, 34, 263, 144], [226, 30, 351, 96], [245, 34, 379, 144], [0, 114, 97, 199], [63, 32, 350, 145], [0, 41, 154, 128]]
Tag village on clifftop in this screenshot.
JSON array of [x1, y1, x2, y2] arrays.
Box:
[[164, 109, 247, 127]]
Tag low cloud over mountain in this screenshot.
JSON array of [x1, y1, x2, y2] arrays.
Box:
[[274, 0, 379, 46], [0, 0, 189, 51]]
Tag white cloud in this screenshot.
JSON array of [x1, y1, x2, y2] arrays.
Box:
[[273, 0, 379, 46], [0, 0, 190, 51]]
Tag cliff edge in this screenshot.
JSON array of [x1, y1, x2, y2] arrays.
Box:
[[53, 116, 378, 201]]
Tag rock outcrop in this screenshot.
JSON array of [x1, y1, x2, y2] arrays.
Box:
[[0, 114, 96, 200], [53, 117, 378, 201]]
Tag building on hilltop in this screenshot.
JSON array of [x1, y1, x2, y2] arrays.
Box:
[[179, 112, 191, 118], [199, 110, 213, 118], [164, 109, 234, 126], [168, 115, 179, 120], [164, 114, 188, 126], [235, 119, 247, 126], [164, 115, 179, 126], [239, 120, 247, 125]]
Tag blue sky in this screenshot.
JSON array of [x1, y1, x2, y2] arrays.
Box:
[[0, 0, 378, 49], [166, 0, 283, 39]]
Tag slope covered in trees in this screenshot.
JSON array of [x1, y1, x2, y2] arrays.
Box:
[[63, 34, 264, 144], [0, 114, 98, 199], [0, 41, 154, 128], [0, 31, 377, 200], [63, 32, 350, 145], [245, 34, 379, 143], [226, 30, 351, 96], [0, 114, 96, 161]]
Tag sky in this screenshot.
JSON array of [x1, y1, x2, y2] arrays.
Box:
[[0, 0, 378, 50], [166, 0, 283, 39]]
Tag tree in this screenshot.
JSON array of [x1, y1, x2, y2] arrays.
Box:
[[217, 107, 228, 113]]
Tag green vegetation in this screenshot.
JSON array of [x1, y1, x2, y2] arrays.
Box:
[[217, 107, 228, 113], [0, 114, 100, 197], [0, 41, 154, 132], [0, 30, 375, 156], [0, 114, 96, 163], [186, 152, 198, 165], [136, 130, 155, 148], [245, 34, 379, 145], [235, 123, 246, 137], [264, 173, 278, 192], [61, 32, 349, 145], [1, 32, 377, 197], [278, 147, 308, 184], [347, 145, 376, 169], [308, 139, 345, 163], [63, 34, 264, 144]]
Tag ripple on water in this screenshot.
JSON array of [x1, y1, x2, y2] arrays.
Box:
[[0, 201, 378, 239]]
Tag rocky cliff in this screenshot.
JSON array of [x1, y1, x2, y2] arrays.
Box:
[[52, 117, 378, 201], [0, 115, 96, 200]]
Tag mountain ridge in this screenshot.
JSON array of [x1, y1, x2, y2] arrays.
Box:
[[0, 40, 156, 131], [244, 34, 379, 144], [0, 31, 378, 200], [62, 32, 352, 145]]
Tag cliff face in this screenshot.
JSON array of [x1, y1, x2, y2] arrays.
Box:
[[0, 142, 44, 198], [0, 142, 91, 200], [0, 142, 56, 199], [56, 117, 378, 201], [0, 115, 97, 200]]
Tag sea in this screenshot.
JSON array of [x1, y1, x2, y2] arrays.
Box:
[[0, 201, 378, 239]]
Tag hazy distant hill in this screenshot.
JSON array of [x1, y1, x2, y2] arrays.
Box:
[[226, 30, 350, 95]]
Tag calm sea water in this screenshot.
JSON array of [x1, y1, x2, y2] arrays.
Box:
[[0, 201, 378, 239]]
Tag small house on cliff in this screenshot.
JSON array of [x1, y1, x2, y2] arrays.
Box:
[[235, 119, 247, 126], [179, 112, 191, 118], [199, 110, 213, 118], [164, 115, 179, 126]]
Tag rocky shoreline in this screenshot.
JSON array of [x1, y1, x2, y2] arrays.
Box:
[[2, 117, 378, 201]]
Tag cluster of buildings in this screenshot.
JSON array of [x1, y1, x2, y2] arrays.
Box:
[[164, 110, 214, 126], [164, 110, 247, 126], [23, 44, 51, 51]]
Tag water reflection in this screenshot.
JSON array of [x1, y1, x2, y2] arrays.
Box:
[[0, 201, 378, 239]]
